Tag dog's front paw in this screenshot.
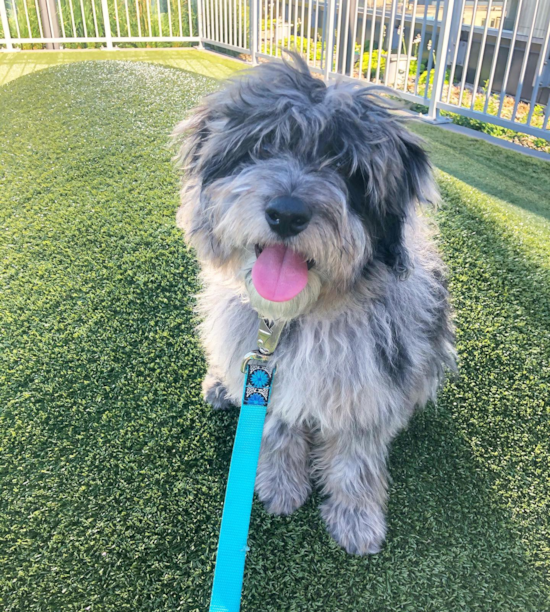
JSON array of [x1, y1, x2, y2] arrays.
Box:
[[256, 476, 311, 516], [256, 462, 311, 516], [320, 498, 386, 555], [203, 375, 235, 410]]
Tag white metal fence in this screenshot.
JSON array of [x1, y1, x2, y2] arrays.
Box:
[[1, 0, 550, 139]]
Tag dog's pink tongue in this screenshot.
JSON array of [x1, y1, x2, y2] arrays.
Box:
[[252, 244, 308, 302]]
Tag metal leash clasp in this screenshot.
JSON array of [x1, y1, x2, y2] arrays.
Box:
[[241, 317, 286, 373]]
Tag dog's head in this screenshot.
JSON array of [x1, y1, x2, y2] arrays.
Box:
[[175, 54, 436, 320]]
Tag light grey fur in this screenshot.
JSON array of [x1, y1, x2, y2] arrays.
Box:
[[174, 54, 456, 555]]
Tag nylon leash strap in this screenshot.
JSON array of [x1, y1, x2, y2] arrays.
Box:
[[209, 319, 284, 612]]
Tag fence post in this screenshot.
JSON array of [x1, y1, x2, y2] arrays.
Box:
[[196, 0, 204, 49], [100, 0, 113, 48], [427, 0, 456, 121], [250, 0, 258, 64], [37, 0, 60, 49], [323, 0, 336, 80], [0, 0, 13, 51]]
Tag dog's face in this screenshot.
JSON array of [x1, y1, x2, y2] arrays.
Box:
[[175, 55, 436, 320]]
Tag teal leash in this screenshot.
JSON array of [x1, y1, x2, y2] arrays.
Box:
[[209, 318, 285, 612]]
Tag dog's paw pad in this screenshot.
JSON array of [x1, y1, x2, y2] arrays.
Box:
[[320, 499, 386, 556]]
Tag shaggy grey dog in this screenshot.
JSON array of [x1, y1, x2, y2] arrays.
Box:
[[174, 54, 456, 555]]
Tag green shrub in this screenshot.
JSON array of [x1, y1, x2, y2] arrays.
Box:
[[358, 49, 385, 80]]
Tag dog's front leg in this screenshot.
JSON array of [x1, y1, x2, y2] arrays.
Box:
[[255, 413, 312, 516], [202, 371, 235, 410], [314, 429, 388, 555]]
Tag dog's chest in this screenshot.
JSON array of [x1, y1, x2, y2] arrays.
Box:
[[203, 294, 403, 431]]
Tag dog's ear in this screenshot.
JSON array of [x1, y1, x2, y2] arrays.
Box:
[[173, 103, 233, 261], [347, 89, 436, 279], [173, 103, 241, 186], [377, 133, 435, 279]]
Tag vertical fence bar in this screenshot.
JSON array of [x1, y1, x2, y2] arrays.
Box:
[[123, 0, 131, 35], [349, 0, 360, 77], [300, 0, 305, 54], [357, 0, 369, 79], [510, 0, 540, 123], [100, 0, 113, 44], [215, 0, 219, 42], [12, 0, 22, 39], [197, 0, 204, 41], [224, 0, 228, 43], [230, 0, 234, 46], [145, 0, 151, 35], [113, 0, 120, 36], [135, 0, 142, 36], [403, 0, 418, 93], [156, 0, 162, 37], [292, 0, 298, 50], [393, 0, 406, 89], [177, 0, 183, 36], [306, 0, 312, 61], [366, 0, 376, 82], [91, 0, 99, 37], [483, 0, 507, 113], [250, 0, 257, 63], [34, 0, 44, 37], [23, 0, 33, 38], [167, 0, 173, 38], [457, 0, 478, 106], [78, 0, 88, 37], [384, 0, 398, 86], [287, 0, 292, 50], [333, 0, 344, 71], [67, 0, 77, 36], [263, 0, 267, 53], [446, 0, 465, 102], [270, 0, 274, 54], [526, 6, 550, 125], [274, 0, 279, 51], [239, 0, 243, 47], [13, 0, 24, 39], [470, 0, 493, 110], [323, 0, 336, 78], [427, 0, 455, 120], [497, 0, 524, 117], [37, 0, 60, 47], [414, 0, 430, 95], [340, 0, 352, 75], [313, 0, 320, 66], [0, 0, 13, 49], [375, 0, 387, 83], [423, 0, 442, 100]]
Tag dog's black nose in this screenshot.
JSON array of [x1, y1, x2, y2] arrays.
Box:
[[265, 196, 312, 238]]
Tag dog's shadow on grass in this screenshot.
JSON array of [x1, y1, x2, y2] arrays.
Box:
[[229, 403, 548, 611]]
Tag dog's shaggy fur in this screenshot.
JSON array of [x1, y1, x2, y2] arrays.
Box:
[[174, 54, 456, 555]]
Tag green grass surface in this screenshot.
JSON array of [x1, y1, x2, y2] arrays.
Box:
[[0, 48, 244, 86], [0, 60, 549, 611]]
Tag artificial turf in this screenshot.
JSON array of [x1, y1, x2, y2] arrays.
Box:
[[0, 48, 243, 87], [0, 60, 548, 611]]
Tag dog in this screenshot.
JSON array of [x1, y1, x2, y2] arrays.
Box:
[[174, 53, 456, 555]]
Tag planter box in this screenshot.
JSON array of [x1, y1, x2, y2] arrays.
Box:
[[383, 53, 416, 87]]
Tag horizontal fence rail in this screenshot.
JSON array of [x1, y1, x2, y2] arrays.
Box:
[[1, 0, 549, 140], [0, 0, 201, 48]]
